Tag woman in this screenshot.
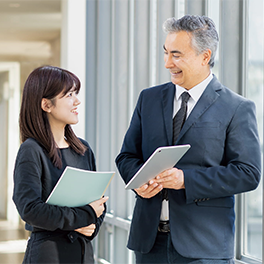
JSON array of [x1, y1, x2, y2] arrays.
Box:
[[13, 65, 108, 263]]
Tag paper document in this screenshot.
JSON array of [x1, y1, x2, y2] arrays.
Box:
[[125, 144, 190, 190], [46, 166, 115, 207]]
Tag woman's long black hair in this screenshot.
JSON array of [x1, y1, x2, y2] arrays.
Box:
[[19, 65, 87, 168]]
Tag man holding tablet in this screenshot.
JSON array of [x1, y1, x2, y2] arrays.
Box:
[[115, 15, 261, 264]]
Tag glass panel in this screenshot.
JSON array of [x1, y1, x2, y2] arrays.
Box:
[[244, 0, 263, 260], [207, 0, 220, 78], [176, 0, 185, 19]]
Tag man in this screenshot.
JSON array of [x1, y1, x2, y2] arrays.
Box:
[[115, 15, 261, 263]]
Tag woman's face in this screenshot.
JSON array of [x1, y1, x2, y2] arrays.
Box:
[[46, 87, 81, 129]]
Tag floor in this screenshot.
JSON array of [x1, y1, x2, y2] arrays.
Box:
[[0, 220, 27, 264]]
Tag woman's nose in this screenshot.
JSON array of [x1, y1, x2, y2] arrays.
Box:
[[74, 95, 81, 105]]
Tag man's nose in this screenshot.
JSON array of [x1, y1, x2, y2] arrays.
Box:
[[164, 55, 174, 69]]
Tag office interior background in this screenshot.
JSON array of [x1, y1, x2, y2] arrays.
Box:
[[0, 0, 263, 263]]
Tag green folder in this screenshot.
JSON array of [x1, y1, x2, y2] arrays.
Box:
[[46, 166, 115, 207]]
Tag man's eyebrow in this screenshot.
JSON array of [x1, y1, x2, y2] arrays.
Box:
[[163, 44, 181, 54]]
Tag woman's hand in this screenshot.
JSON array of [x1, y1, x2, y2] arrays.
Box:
[[75, 224, 96, 237], [89, 196, 109, 217]]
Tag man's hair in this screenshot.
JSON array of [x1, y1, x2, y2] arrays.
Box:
[[163, 15, 219, 68]]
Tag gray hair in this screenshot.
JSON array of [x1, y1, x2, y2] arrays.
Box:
[[163, 15, 219, 68]]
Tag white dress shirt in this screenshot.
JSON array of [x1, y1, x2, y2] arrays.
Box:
[[160, 73, 213, 221]]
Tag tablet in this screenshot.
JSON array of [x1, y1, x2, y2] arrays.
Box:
[[125, 144, 190, 190]]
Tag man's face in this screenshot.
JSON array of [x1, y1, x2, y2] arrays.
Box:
[[163, 31, 211, 90]]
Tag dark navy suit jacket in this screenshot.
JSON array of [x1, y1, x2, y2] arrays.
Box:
[[115, 76, 261, 259]]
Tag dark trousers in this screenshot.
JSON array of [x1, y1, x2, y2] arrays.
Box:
[[23, 231, 94, 264], [135, 232, 235, 264]]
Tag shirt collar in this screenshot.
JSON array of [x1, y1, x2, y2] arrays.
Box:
[[175, 72, 213, 103]]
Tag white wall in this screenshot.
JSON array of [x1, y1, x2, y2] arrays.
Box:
[[0, 62, 20, 225], [61, 0, 86, 139]]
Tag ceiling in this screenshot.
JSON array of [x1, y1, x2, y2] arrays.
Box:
[[0, 0, 62, 58]]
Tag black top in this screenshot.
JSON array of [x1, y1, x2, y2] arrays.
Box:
[[13, 138, 104, 238]]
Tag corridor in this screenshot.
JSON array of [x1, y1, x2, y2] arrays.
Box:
[[0, 220, 26, 264]]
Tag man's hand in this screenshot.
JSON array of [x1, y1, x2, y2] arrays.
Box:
[[135, 180, 163, 198], [75, 224, 96, 237], [155, 168, 185, 190]]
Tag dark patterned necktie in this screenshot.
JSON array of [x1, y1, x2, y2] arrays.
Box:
[[162, 92, 190, 201], [172, 92, 190, 145]]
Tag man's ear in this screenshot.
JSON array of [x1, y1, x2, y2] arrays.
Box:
[[41, 98, 52, 113], [202, 49, 212, 66]]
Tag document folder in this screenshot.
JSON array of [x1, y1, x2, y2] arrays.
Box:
[[46, 166, 115, 207]]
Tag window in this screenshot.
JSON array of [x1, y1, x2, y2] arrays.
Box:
[[207, 0, 220, 78], [243, 0, 263, 261]]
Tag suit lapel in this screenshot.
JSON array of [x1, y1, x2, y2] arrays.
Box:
[[161, 83, 175, 145], [175, 76, 222, 143]]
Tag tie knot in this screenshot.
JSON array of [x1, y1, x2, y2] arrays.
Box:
[[181, 92, 190, 104]]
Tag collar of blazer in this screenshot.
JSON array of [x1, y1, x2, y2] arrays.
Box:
[[161, 75, 223, 145]]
